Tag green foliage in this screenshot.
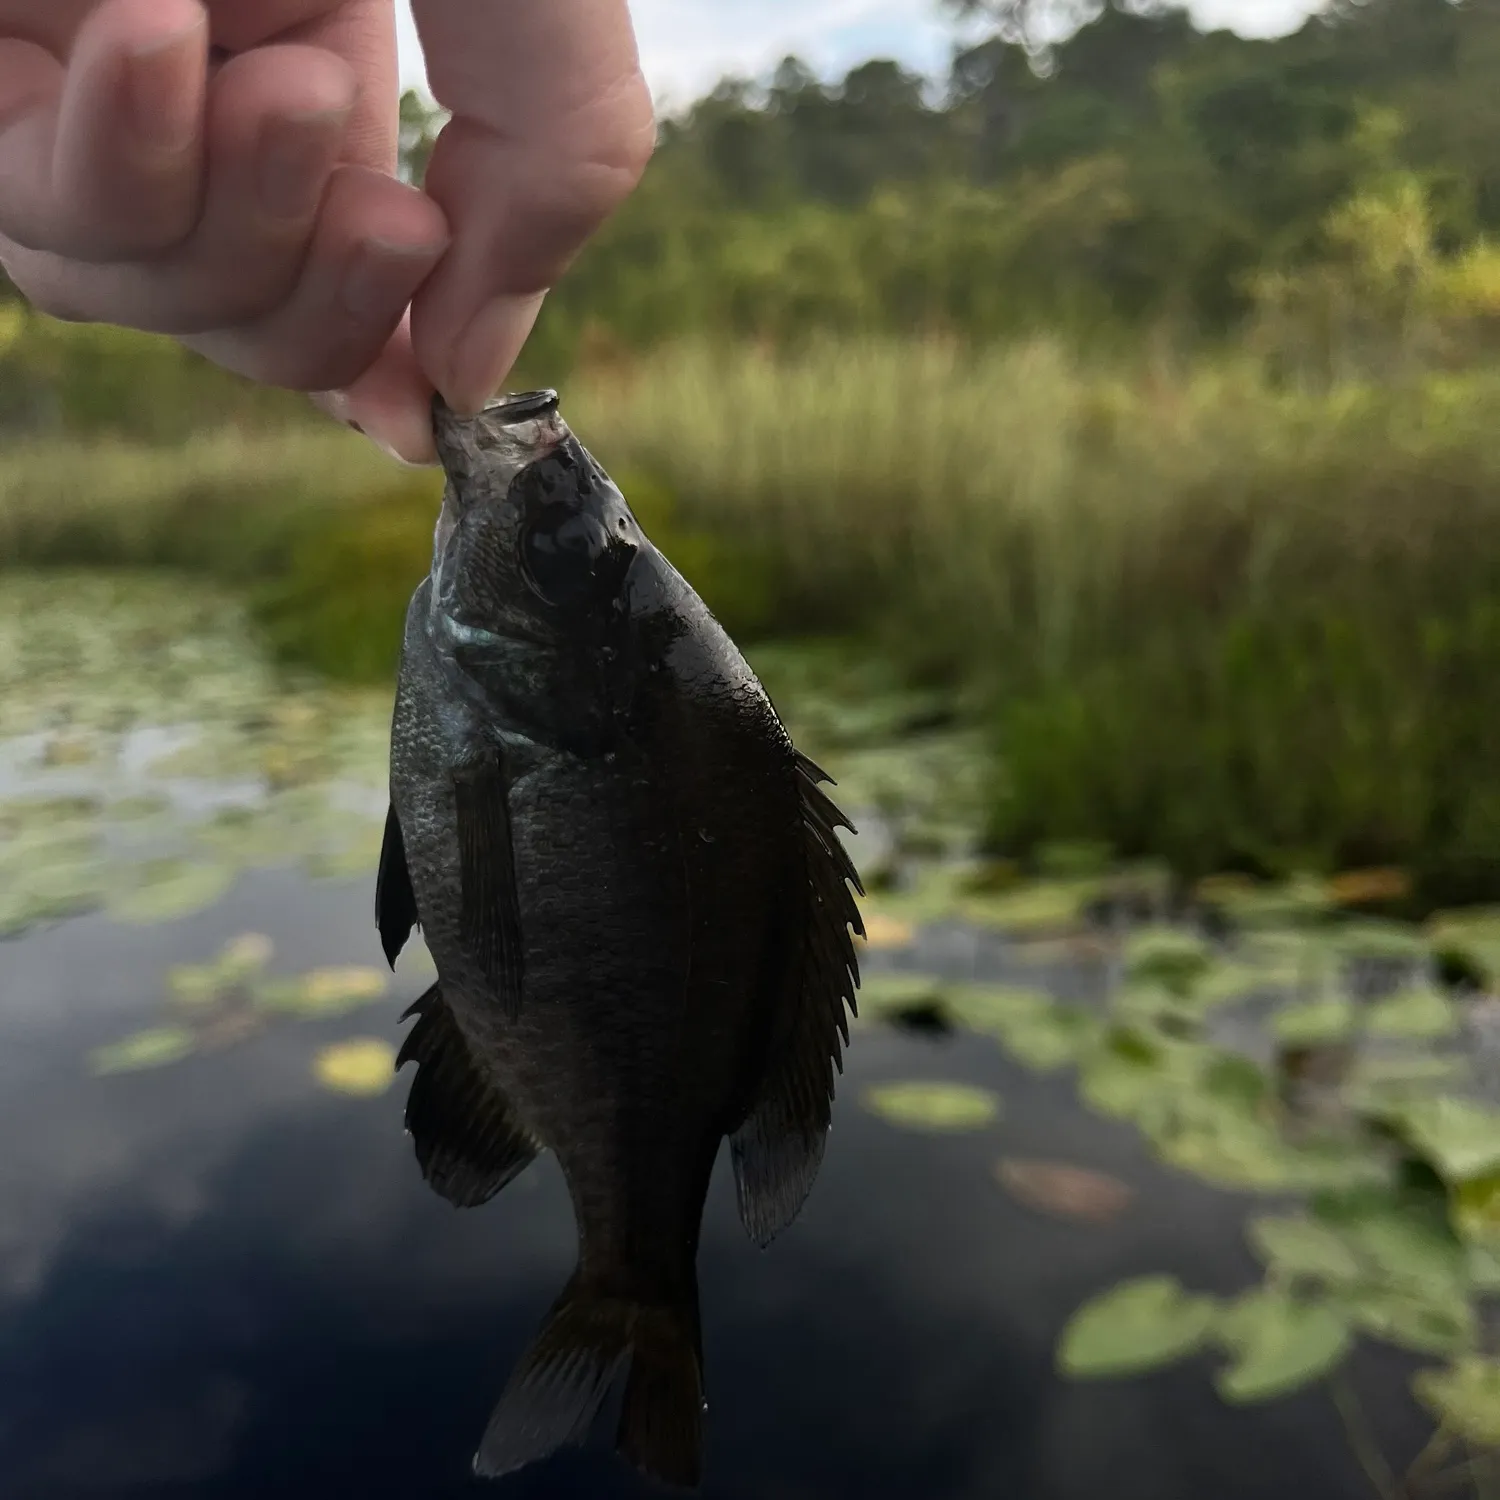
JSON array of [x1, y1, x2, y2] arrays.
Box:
[[248, 463, 781, 683], [1058, 1275, 1218, 1379], [523, 0, 1500, 360], [573, 338, 1500, 903], [252, 472, 444, 683]]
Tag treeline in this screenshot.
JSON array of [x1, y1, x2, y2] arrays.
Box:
[[453, 0, 1500, 371]]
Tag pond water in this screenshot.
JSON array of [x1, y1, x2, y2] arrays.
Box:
[[0, 575, 1474, 1499]]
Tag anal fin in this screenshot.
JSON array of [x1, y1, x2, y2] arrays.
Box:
[[731, 751, 864, 1248], [454, 757, 525, 1018], [397, 983, 539, 1208]]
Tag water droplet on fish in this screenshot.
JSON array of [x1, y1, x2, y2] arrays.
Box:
[[698, 827, 715, 843]]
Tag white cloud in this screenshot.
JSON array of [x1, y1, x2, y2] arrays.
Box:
[[396, 0, 1327, 107]]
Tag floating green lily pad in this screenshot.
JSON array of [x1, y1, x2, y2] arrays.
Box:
[[255, 965, 388, 1018], [857, 972, 948, 1021], [314, 1037, 397, 1096], [1412, 1358, 1500, 1447], [1344, 1283, 1476, 1356], [1124, 928, 1213, 997], [1213, 1290, 1351, 1404], [1248, 1215, 1362, 1285], [108, 859, 236, 924], [1273, 994, 1356, 1047], [1365, 984, 1459, 1040], [1452, 1172, 1500, 1248], [1058, 1275, 1218, 1379], [1381, 1096, 1500, 1183], [861, 1080, 1001, 1132], [89, 1027, 196, 1075]]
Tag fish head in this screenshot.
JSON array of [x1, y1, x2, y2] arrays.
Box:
[[427, 391, 648, 741]]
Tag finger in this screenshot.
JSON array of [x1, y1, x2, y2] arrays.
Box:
[[311, 316, 440, 467], [0, 45, 361, 333], [181, 163, 449, 393], [408, 0, 656, 413], [0, 0, 210, 262]]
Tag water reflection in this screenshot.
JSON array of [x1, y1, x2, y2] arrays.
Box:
[[0, 872, 1429, 1499]]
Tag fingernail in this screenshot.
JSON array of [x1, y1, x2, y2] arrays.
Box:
[[257, 108, 350, 222], [126, 17, 205, 156], [341, 236, 448, 320], [445, 293, 547, 415]]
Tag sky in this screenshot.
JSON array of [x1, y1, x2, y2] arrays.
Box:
[[395, 0, 1328, 111]]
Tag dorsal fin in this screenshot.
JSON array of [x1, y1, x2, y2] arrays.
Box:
[[730, 750, 864, 1247]]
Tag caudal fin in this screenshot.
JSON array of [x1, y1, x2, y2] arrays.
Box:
[[474, 1273, 705, 1490]]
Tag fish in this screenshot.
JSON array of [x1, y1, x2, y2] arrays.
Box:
[[376, 389, 864, 1489]]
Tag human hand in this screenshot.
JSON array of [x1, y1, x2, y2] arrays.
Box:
[[0, 1, 656, 463]]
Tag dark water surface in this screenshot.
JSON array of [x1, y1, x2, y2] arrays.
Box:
[[0, 872, 1431, 1500]]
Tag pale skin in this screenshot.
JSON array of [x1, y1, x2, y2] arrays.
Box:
[[0, 0, 657, 463]]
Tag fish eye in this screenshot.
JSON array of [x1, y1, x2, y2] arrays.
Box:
[[521, 504, 624, 607]]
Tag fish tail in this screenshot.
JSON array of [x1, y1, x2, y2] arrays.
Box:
[[613, 1284, 704, 1490], [473, 1271, 704, 1490]]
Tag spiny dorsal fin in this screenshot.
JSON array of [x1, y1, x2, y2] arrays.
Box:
[[452, 756, 525, 1018], [730, 751, 863, 1248], [375, 802, 420, 969], [397, 983, 539, 1207]]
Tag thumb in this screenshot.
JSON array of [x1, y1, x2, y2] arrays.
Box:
[[406, 0, 656, 415]]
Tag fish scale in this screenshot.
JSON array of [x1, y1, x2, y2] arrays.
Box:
[[376, 390, 863, 1490]]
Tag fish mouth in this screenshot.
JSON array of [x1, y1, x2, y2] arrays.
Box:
[[431, 390, 567, 492]]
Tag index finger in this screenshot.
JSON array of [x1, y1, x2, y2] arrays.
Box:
[[407, 0, 656, 414]]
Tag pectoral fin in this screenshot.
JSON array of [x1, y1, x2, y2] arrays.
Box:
[[375, 802, 419, 969], [397, 983, 539, 1207], [453, 756, 525, 1018], [731, 750, 864, 1247]]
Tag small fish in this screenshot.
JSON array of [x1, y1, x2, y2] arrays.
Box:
[[377, 390, 864, 1488]]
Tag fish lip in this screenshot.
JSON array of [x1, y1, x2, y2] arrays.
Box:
[[430, 391, 566, 489]]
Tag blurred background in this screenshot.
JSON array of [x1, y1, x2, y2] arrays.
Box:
[[5, 1, 1500, 1496]]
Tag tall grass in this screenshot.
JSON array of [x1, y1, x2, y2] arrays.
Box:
[[572, 340, 1500, 894], [0, 427, 400, 576], [5, 336, 1500, 897]]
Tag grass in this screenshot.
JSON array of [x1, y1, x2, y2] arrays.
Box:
[[567, 339, 1500, 899], [0, 426, 399, 577], [6, 333, 1500, 901]]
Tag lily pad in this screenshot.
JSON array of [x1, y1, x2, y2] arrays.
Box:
[[1213, 1291, 1351, 1403], [857, 972, 948, 1022], [1123, 928, 1214, 997], [255, 965, 388, 1018], [995, 1158, 1135, 1224], [108, 859, 236, 924], [1273, 995, 1356, 1046], [1412, 1358, 1500, 1448], [1426, 908, 1500, 986], [861, 1080, 1001, 1132], [945, 982, 1056, 1033], [1058, 1275, 1218, 1379], [88, 1027, 196, 1075], [1247, 1215, 1361, 1285], [1343, 1284, 1476, 1356], [313, 1037, 397, 1097], [1452, 1172, 1500, 1248], [961, 877, 1098, 936], [1364, 984, 1459, 1040], [859, 912, 916, 950], [998, 1004, 1104, 1072], [1381, 1096, 1500, 1183]]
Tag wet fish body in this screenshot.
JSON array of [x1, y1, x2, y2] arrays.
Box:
[[376, 391, 863, 1488]]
